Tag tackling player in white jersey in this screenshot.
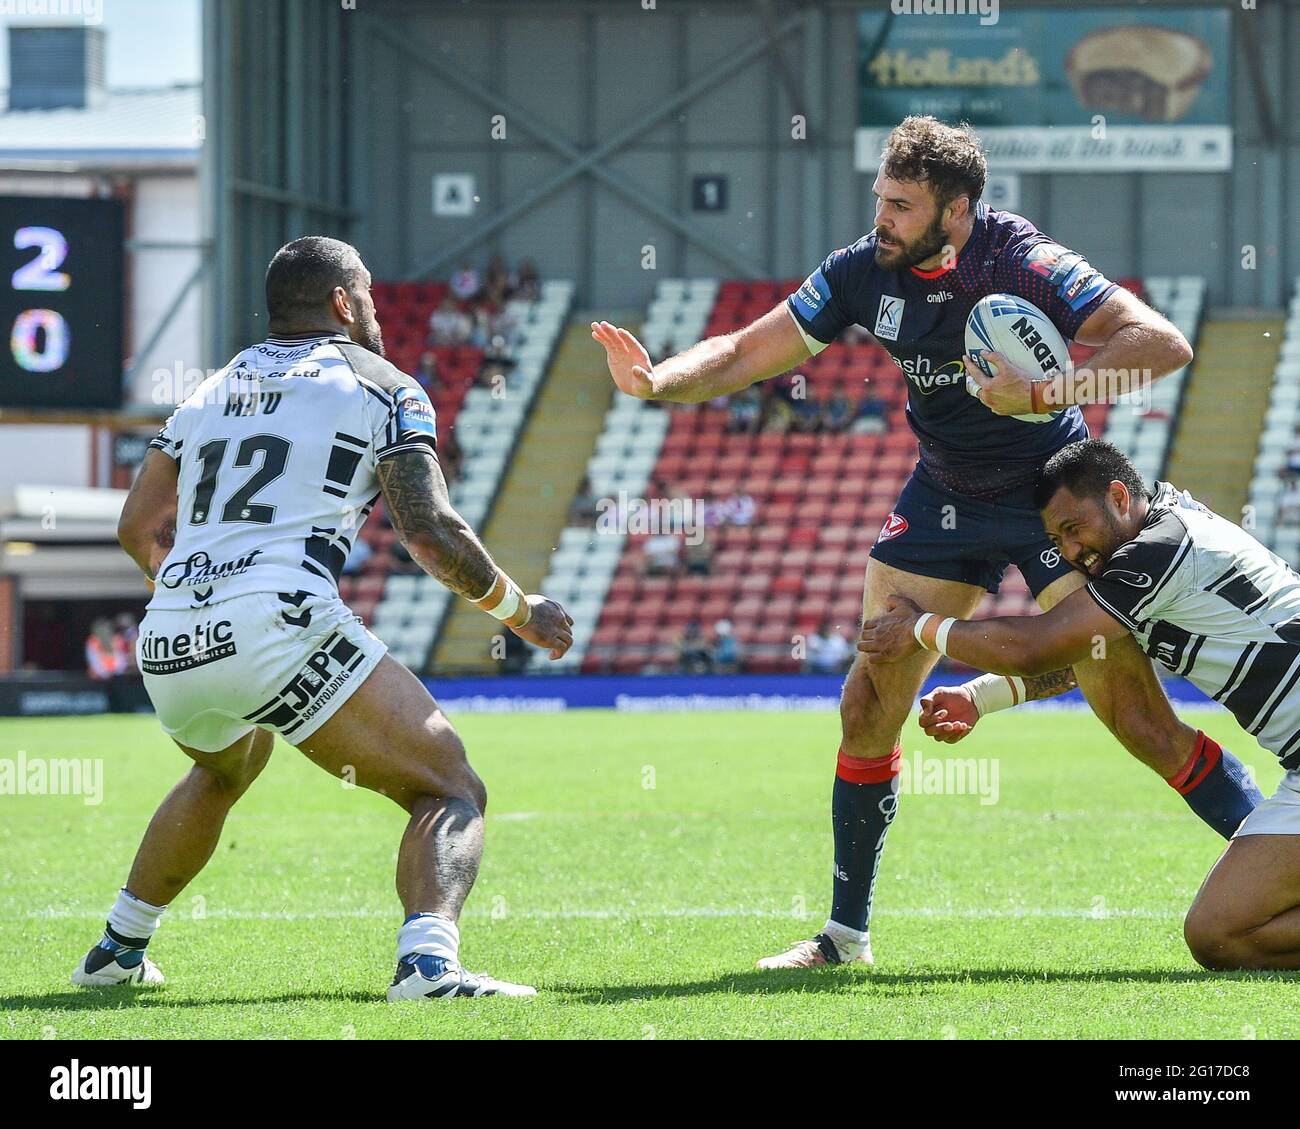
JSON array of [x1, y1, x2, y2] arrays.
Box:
[[71, 236, 573, 1000], [860, 439, 1300, 969]]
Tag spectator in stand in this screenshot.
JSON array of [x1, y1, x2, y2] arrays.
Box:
[[515, 259, 541, 302], [415, 350, 440, 392], [700, 490, 725, 530], [804, 620, 853, 674], [683, 528, 714, 576], [643, 532, 681, 575], [824, 389, 855, 432], [114, 613, 139, 675], [439, 430, 464, 484], [86, 618, 119, 681], [759, 377, 795, 434], [676, 620, 712, 674], [1281, 479, 1300, 525], [727, 386, 762, 433], [484, 326, 517, 368], [428, 296, 472, 346], [712, 619, 740, 673], [469, 306, 493, 349], [450, 261, 481, 303], [483, 255, 514, 307], [851, 391, 888, 434], [342, 536, 373, 576], [1285, 438, 1300, 479], [720, 490, 756, 527], [792, 391, 823, 433], [490, 307, 521, 352], [568, 475, 602, 527]]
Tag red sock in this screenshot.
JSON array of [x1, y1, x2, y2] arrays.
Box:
[[1166, 730, 1221, 795], [836, 742, 902, 784]]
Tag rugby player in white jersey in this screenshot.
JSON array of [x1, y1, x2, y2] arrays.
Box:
[[70, 237, 573, 1000], [860, 439, 1300, 970]]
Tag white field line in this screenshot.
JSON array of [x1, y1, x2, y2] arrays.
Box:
[[22, 905, 1183, 922]]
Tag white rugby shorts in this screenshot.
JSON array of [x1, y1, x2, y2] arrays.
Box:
[[138, 590, 387, 753], [1234, 768, 1300, 838]]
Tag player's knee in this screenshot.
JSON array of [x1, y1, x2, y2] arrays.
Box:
[[408, 722, 486, 813], [190, 761, 251, 802], [839, 671, 903, 756], [1183, 909, 1246, 971]]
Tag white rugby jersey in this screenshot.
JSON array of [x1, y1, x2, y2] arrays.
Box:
[[146, 331, 437, 612], [1087, 482, 1300, 769]]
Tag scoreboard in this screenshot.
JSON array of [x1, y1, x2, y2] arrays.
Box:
[[0, 195, 124, 410]]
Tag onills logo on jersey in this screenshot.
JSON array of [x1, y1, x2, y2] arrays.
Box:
[[394, 387, 437, 438], [889, 353, 966, 394]]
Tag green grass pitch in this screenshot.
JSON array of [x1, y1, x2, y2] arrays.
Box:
[[1, 706, 1295, 1040]]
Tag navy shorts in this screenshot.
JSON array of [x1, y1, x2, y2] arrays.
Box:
[[869, 461, 1074, 596]]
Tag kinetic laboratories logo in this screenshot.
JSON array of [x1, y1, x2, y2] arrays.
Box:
[[159, 549, 262, 589]]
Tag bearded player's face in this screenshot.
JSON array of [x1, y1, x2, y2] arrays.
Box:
[[871, 173, 953, 271], [347, 268, 386, 357]]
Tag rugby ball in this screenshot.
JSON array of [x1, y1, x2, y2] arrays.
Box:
[[964, 294, 1073, 423]]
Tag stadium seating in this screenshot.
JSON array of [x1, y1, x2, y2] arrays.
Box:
[[524, 281, 718, 671], [561, 274, 1193, 675], [1247, 275, 1300, 564], [341, 278, 573, 670], [1101, 275, 1200, 489]]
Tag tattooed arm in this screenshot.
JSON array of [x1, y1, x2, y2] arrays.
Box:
[[375, 448, 500, 600], [1024, 667, 1079, 701], [118, 449, 179, 581], [915, 667, 1081, 745], [375, 449, 574, 657]]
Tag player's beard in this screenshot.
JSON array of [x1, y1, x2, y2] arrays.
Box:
[[874, 211, 950, 271], [1078, 509, 1131, 576], [355, 310, 386, 358]]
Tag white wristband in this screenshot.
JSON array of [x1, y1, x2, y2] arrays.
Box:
[[472, 572, 531, 627], [914, 613, 957, 655], [934, 617, 956, 656], [484, 583, 521, 622], [966, 673, 1027, 717]]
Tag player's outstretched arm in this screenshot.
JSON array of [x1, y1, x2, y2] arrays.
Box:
[[376, 448, 573, 659], [592, 303, 811, 404], [859, 590, 1128, 676], [918, 668, 1079, 744], [118, 448, 179, 581]]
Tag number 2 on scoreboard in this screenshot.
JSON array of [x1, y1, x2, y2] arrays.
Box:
[[9, 225, 73, 374]]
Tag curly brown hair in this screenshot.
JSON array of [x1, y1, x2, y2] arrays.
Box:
[[880, 116, 987, 208]]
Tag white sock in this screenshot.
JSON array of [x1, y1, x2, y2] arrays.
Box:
[[397, 912, 460, 964], [822, 918, 870, 962], [107, 888, 166, 945]]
